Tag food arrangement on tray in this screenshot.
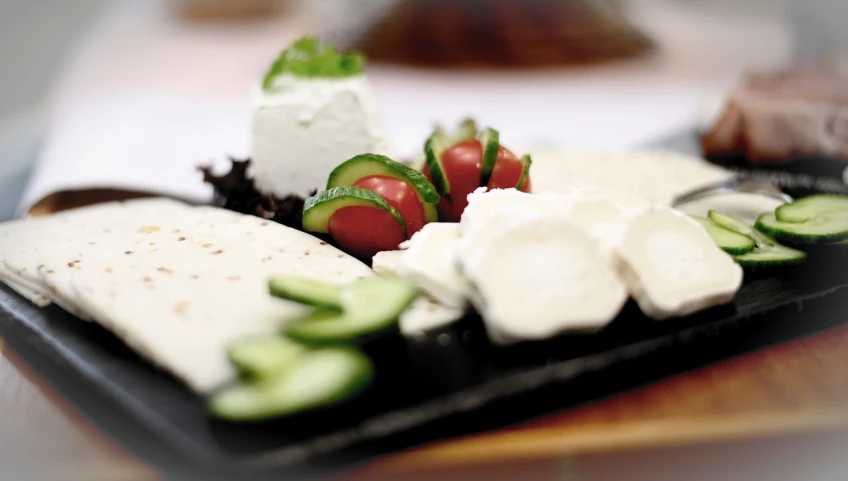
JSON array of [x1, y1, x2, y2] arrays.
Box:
[[2, 36, 848, 474]]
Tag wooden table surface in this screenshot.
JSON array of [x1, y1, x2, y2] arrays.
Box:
[[3, 321, 848, 481]]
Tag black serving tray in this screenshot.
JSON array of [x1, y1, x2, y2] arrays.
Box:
[[2, 134, 848, 481]]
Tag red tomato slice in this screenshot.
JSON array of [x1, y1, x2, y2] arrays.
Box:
[[353, 175, 426, 237], [328, 206, 406, 259], [422, 140, 532, 222]]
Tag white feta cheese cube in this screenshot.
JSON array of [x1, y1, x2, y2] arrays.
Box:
[[251, 75, 390, 197]]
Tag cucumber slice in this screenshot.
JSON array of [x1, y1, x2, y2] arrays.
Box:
[[286, 276, 417, 343], [708, 210, 806, 267], [755, 212, 848, 243], [327, 153, 441, 204], [424, 131, 451, 198], [209, 347, 372, 421], [708, 210, 775, 247], [423, 203, 439, 223], [453, 118, 479, 143], [731, 245, 807, 268], [515, 154, 532, 191], [303, 186, 405, 236], [478, 127, 500, 187], [228, 336, 308, 379], [691, 216, 756, 255], [269, 276, 342, 310], [775, 194, 848, 223]]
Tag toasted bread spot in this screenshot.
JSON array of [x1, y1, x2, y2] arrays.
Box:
[[227, 275, 242, 281], [105, 268, 113, 274], [139, 225, 161, 234], [157, 267, 174, 274], [337, 254, 344, 258], [125, 251, 134, 255], [178, 237, 186, 242], [143, 276, 153, 282], [319, 242, 328, 246], [212, 250, 223, 255], [260, 222, 269, 226], [46, 270, 55, 274], [202, 243, 213, 248], [304, 250, 311, 256], [262, 255, 273, 263]]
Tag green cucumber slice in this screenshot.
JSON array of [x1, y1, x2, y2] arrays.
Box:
[[453, 118, 479, 142], [515, 154, 532, 191], [327, 153, 440, 204], [286, 276, 417, 343], [424, 131, 452, 198], [228, 336, 308, 379], [775, 194, 848, 223], [209, 347, 372, 421], [303, 186, 405, 236], [755, 212, 848, 243], [478, 127, 500, 187], [691, 216, 756, 255], [708, 210, 806, 267], [731, 245, 807, 268], [269, 276, 342, 310], [708, 211, 776, 247], [423, 203, 438, 223]]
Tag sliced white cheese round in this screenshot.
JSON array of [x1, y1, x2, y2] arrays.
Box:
[[613, 207, 743, 320], [398, 297, 465, 335], [371, 250, 403, 275], [461, 216, 628, 345], [458, 188, 571, 272], [398, 223, 468, 309]]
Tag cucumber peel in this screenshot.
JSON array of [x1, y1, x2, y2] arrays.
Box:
[[755, 212, 848, 244], [209, 347, 373, 421], [775, 194, 848, 223], [286, 276, 417, 343], [691, 216, 756, 255], [516, 154, 532, 191], [269, 277, 342, 310], [424, 131, 452, 198], [327, 154, 441, 204], [478, 127, 501, 187], [303, 186, 405, 236]]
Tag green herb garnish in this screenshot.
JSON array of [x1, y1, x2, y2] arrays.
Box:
[[262, 36, 365, 91]]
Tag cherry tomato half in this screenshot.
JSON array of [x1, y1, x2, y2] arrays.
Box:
[[353, 176, 426, 236], [423, 140, 531, 222], [328, 206, 406, 259]]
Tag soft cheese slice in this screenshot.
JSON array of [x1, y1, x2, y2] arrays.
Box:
[[371, 250, 403, 275], [47, 209, 373, 393], [458, 188, 570, 272], [461, 216, 628, 345], [398, 223, 468, 309], [613, 207, 743, 320], [559, 186, 649, 261], [252, 76, 390, 198], [399, 297, 465, 335]]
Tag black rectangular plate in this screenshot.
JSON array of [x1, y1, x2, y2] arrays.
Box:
[[2, 135, 848, 481]]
